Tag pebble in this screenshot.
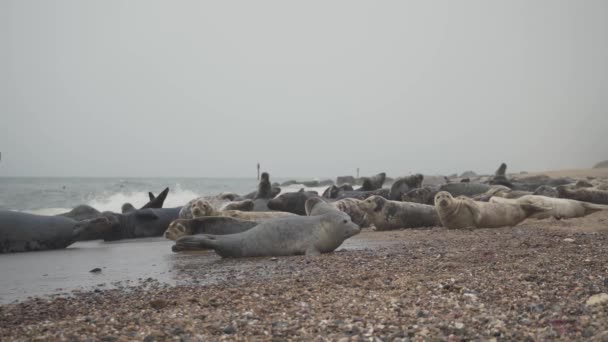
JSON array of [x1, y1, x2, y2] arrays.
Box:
[[586, 293, 608, 306]]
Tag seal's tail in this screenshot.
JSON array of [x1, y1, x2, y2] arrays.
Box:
[[172, 234, 219, 252], [520, 204, 552, 217]]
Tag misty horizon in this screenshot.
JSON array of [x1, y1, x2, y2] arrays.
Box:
[[1, 1, 607, 178]]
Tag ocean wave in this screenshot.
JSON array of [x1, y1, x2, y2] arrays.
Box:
[[87, 185, 201, 212]]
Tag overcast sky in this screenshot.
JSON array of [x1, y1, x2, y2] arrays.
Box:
[[1, 1, 607, 178]]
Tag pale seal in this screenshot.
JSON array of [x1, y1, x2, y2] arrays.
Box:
[[359, 195, 440, 230], [189, 199, 295, 222], [434, 191, 550, 229], [489, 195, 608, 220], [164, 216, 258, 241], [172, 200, 361, 257]]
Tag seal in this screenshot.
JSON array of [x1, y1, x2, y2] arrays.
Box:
[[303, 197, 369, 227], [489, 162, 513, 188], [75, 207, 182, 241], [121, 203, 137, 213], [58, 204, 101, 221], [121, 187, 170, 214], [190, 199, 295, 222], [533, 185, 558, 198], [358, 172, 387, 191], [473, 188, 533, 202], [401, 186, 440, 205], [489, 195, 608, 220], [0, 211, 109, 253], [164, 216, 258, 241], [172, 201, 361, 257], [267, 189, 320, 215], [438, 183, 494, 198], [388, 174, 424, 200], [359, 195, 440, 230], [242, 172, 281, 201], [221, 199, 254, 211], [557, 186, 608, 205], [322, 184, 354, 199], [334, 188, 390, 201], [433, 191, 550, 229]]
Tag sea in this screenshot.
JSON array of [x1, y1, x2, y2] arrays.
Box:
[[0, 177, 335, 303], [0, 177, 328, 215]]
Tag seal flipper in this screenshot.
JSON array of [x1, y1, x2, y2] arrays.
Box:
[[581, 202, 608, 214], [461, 199, 483, 227], [141, 187, 170, 209], [520, 203, 552, 217], [172, 235, 220, 252]]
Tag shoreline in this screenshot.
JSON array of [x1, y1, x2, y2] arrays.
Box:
[[2, 211, 608, 340]]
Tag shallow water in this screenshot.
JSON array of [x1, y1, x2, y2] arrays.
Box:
[[0, 232, 398, 304]]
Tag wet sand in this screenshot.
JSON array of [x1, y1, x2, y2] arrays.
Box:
[[0, 231, 403, 304], [1, 211, 608, 340]]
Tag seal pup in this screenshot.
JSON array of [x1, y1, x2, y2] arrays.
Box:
[[490, 195, 608, 220], [433, 191, 550, 229], [359, 195, 440, 230], [388, 174, 424, 200], [557, 186, 608, 205], [358, 172, 387, 191], [0, 211, 108, 253], [164, 217, 258, 241], [172, 201, 361, 257]]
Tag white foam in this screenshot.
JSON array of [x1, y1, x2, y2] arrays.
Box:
[[87, 185, 200, 212], [23, 208, 72, 216], [279, 184, 331, 196]]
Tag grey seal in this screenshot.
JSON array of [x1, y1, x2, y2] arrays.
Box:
[[557, 186, 608, 205], [75, 207, 182, 241], [172, 200, 360, 257], [0, 211, 106, 253], [359, 195, 440, 230], [267, 189, 320, 215], [358, 172, 387, 191], [388, 174, 424, 200]]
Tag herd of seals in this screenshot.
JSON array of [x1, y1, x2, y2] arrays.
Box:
[[2, 164, 608, 257]]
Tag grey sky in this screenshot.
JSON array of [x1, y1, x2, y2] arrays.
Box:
[[1, 0, 607, 178]]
